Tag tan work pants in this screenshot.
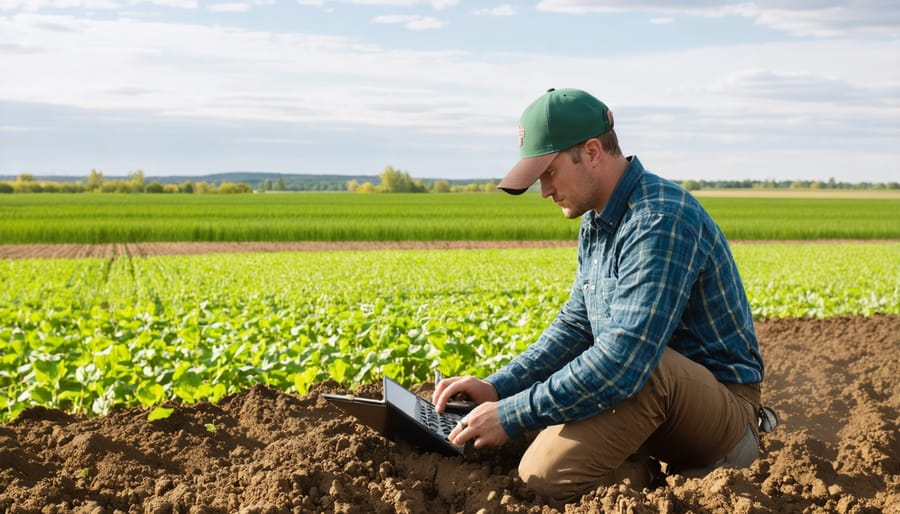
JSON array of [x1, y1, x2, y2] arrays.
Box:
[[518, 347, 761, 504]]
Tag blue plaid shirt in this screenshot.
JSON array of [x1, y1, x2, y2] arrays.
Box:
[[486, 156, 764, 438]]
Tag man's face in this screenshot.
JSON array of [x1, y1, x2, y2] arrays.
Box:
[[539, 147, 598, 219]]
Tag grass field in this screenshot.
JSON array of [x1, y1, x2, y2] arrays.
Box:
[[1, 192, 899, 243]]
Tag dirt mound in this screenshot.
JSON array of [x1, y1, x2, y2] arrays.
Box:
[[2, 315, 898, 513]]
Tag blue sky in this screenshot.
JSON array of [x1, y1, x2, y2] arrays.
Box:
[[1, 0, 898, 182]]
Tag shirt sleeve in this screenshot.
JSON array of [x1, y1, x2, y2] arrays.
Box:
[[489, 210, 708, 438]]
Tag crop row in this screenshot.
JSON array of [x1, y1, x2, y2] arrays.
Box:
[[1, 193, 899, 243], [1, 243, 897, 422]]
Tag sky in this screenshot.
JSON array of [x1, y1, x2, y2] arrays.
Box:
[[1, 1, 898, 183]]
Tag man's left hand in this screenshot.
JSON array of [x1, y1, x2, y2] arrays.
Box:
[[449, 401, 510, 449]]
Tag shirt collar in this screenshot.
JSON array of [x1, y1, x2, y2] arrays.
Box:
[[589, 155, 645, 231]]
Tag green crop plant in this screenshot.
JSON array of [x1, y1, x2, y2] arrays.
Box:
[[1, 243, 897, 422]]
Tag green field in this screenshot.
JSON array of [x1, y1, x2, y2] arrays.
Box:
[[1, 191, 899, 422], [1, 243, 898, 422], [1, 193, 899, 243]]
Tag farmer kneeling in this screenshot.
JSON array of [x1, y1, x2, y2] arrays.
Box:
[[432, 88, 766, 506]]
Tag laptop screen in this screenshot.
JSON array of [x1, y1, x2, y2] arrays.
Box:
[[383, 376, 419, 417]]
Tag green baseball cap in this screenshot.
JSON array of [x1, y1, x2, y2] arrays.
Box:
[[498, 88, 613, 195]]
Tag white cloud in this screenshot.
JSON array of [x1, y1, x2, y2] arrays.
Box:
[[473, 4, 515, 16], [0, 9, 897, 181], [535, 0, 900, 37], [711, 70, 869, 104], [371, 14, 445, 30], [649, 16, 674, 24], [298, 0, 457, 8], [208, 2, 251, 12], [0, 0, 121, 10]]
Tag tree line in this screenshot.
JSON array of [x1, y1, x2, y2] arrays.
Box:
[[0, 170, 252, 194], [2, 167, 896, 194]]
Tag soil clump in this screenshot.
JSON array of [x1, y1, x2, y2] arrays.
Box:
[[2, 315, 898, 513]]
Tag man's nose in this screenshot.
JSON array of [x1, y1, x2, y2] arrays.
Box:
[[540, 178, 554, 198]]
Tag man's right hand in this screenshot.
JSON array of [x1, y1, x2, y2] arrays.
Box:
[[432, 375, 499, 414]]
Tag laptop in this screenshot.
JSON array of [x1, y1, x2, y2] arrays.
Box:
[[322, 376, 471, 456]]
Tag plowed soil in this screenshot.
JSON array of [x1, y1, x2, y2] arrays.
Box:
[[2, 242, 898, 513], [0, 242, 576, 260], [2, 315, 898, 513]]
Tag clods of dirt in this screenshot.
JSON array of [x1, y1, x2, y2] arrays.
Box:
[[2, 315, 898, 513]]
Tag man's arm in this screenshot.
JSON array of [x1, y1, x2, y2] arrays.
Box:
[[493, 211, 708, 438], [484, 258, 594, 399]]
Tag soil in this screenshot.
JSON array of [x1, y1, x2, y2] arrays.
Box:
[[2, 242, 899, 513], [1, 315, 898, 513], [0, 242, 577, 260]]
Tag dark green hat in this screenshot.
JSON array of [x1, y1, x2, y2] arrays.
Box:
[[498, 88, 613, 195]]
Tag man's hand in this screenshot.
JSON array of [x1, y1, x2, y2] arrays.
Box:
[[448, 401, 510, 449], [432, 376, 509, 448]]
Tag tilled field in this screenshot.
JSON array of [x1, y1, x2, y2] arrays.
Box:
[[2, 315, 898, 513], [0, 241, 577, 260]]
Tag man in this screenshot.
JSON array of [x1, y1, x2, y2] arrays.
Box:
[[433, 88, 765, 505]]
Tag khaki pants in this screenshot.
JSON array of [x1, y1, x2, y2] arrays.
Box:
[[518, 347, 761, 504]]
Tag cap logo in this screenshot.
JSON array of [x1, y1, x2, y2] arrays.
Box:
[[517, 124, 525, 147]]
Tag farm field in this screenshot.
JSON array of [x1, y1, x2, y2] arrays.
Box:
[[1, 191, 899, 513], [1, 192, 899, 243], [3, 243, 897, 423]]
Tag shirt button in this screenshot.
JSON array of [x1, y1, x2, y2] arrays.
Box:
[[593, 259, 598, 265]]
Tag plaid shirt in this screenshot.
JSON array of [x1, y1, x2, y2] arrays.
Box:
[[486, 156, 764, 438]]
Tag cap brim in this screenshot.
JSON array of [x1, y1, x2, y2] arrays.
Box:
[[497, 152, 558, 195]]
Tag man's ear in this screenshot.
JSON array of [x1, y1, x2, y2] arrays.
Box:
[[583, 138, 604, 163]]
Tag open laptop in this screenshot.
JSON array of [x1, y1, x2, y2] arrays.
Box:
[[322, 376, 471, 456]]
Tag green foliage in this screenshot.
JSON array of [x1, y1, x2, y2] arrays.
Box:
[[0, 194, 898, 244], [378, 165, 426, 193], [147, 407, 174, 421], [1, 244, 898, 422]]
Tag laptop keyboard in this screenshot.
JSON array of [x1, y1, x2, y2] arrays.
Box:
[[415, 397, 462, 439]]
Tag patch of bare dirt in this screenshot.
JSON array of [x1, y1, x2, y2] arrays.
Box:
[[0, 241, 578, 260], [3, 239, 896, 260], [1, 315, 898, 513]]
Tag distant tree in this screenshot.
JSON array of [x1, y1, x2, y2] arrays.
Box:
[[129, 169, 145, 193], [378, 165, 426, 193], [431, 180, 451, 193], [356, 182, 377, 193], [194, 181, 214, 194], [0, 182, 14, 193], [274, 177, 286, 191], [480, 181, 498, 192], [145, 182, 164, 193], [261, 178, 273, 191], [681, 179, 701, 191], [218, 182, 252, 194], [14, 174, 42, 192], [179, 181, 195, 194], [87, 169, 103, 191]]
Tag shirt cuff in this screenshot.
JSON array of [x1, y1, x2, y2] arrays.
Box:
[[484, 369, 521, 399], [495, 387, 541, 439]]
